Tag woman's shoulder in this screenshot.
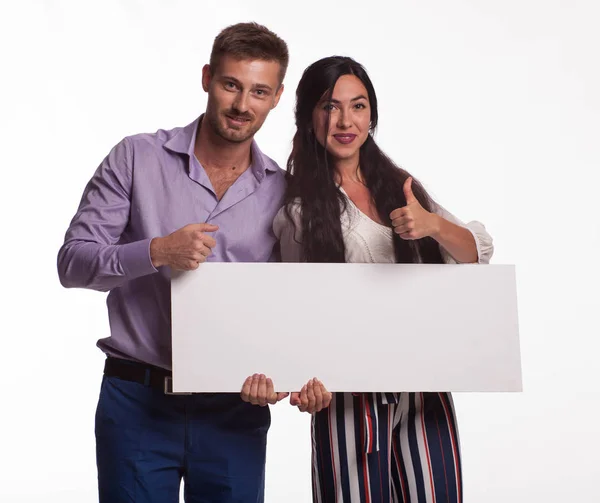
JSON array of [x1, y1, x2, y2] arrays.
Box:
[[273, 199, 303, 237], [275, 198, 302, 219]]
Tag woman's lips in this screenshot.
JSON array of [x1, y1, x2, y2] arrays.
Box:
[[332, 134, 357, 144]]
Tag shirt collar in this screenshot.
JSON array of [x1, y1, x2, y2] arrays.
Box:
[[164, 114, 279, 176]]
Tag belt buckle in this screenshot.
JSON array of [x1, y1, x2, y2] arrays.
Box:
[[164, 376, 193, 395]]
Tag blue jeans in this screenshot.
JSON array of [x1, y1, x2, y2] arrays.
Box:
[[95, 374, 270, 502]]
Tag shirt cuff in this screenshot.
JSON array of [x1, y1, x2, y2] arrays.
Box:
[[464, 226, 484, 264], [461, 224, 493, 264], [118, 238, 159, 279]]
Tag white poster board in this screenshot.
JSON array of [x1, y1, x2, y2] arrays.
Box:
[[171, 263, 522, 393]]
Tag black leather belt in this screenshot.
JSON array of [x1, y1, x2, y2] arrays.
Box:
[[103, 356, 191, 395]]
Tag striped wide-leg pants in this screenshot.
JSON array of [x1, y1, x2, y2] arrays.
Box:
[[311, 392, 462, 503]]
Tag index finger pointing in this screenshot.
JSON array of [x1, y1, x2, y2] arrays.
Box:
[[198, 223, 219, 232]]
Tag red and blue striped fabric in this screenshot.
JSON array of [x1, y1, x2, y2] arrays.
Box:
[[311, 392, 462, 502]]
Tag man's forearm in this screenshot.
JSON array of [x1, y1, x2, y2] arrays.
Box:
[[57, 238, 157, 292]]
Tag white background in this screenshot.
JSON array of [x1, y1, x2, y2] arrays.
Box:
[[1, 0, 599, 501]]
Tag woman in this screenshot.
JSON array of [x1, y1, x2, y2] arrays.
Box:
[[273, 56, 494, 502]]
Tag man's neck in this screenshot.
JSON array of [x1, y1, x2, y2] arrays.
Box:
[[194, 118, 253, 171]]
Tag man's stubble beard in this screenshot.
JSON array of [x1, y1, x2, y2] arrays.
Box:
[[205, 107, 262, 144]]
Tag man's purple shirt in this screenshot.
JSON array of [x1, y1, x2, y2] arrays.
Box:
[[57, 116, 286, 369]]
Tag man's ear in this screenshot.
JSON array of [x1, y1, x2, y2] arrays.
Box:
[[201, 64, 212, 92], [272, 84, 285, 109]]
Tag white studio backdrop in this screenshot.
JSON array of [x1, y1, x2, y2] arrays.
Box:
[[1, 0, 599, 501]]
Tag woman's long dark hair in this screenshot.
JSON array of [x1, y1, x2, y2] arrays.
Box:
[[284, 56, 444, 264]]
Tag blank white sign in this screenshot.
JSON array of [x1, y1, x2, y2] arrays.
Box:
[[171, 263, 522, 393]]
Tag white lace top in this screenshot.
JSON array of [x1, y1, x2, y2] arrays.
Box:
[[273, 190, 494, 264]]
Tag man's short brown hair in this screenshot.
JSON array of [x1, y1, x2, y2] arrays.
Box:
[[209, 22, 289, 84]]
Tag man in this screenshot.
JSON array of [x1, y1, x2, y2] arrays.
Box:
[[58, 22, 290, 503]]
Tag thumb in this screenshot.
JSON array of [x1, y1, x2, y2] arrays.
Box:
[[289, 392, 301, 405], [403, 177, 417, 205]]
